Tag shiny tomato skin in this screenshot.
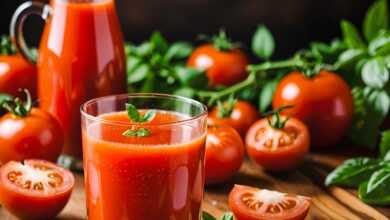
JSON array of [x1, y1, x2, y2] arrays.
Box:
[[245, 118, 310, 171], [272, 71, 353, 148], [205, 126, 245, 184], [229, 185, 311, 220], [0, 55, 37, 97], [187, 44, 249, 86], [0, 108, 64, 165], [208, 101, 259, 136], [0, 160, 74, 220]]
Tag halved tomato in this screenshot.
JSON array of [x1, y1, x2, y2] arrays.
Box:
[[0, 160, 74, 220], [229, 185, 311, 220], [245, 117, 310, 171]]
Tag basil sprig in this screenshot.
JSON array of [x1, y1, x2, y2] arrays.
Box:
[[326, 130, 390, 205], [126, 32, 206, 98], [202, 211, 234, 220], [122, 103, 155, 137]]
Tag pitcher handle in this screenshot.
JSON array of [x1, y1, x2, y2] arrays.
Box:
[[10, 1, 51, 64]]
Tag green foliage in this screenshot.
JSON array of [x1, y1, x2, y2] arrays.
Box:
[[252, 25, 275, 60], [327, 130, 390, 205]]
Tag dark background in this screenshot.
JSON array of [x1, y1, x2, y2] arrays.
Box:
[[0, 0, 375, 58]]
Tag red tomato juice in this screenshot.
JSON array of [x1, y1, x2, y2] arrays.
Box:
[[83, 111, 206, 220], [38, 0, 126, 158]]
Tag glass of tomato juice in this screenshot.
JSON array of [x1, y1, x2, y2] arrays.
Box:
[[81, 93, 207, 220]]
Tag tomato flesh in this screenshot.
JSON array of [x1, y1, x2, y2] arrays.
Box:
[[229, 185, 311, 220], [0, 160, 74, 220], [245, 118, 310, 171]]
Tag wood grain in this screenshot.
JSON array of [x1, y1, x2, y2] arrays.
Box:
[[0, 153, 389, 220]]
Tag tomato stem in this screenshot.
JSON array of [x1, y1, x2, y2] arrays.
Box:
[[0, 36, 16, 55], [199, 30, 241, 51], [263, 105, 293, 129], [216, 95, 237, 118], [197, 73, 256, 106], [1, 89, 32, 117]]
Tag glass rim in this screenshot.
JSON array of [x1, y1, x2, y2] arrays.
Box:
[[80, 93, 208, 127]]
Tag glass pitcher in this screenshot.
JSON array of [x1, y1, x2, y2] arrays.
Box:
[[10, 0, 127, 158]]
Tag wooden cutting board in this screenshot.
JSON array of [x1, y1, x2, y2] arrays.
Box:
[[1, 151, 389, 220]]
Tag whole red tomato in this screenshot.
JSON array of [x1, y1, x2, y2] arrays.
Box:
[[205, 126, 245, 184], [208, 100, 259, 136], [273, 71, 353, 148], [0, 55, 36, 97], [246, 116, 310, 171], [0, 91, 63, 164], [187, 31, 249, 86], [0, 160, 74, 220]]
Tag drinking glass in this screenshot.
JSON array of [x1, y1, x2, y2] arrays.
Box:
[[81, 93, 207, 220]]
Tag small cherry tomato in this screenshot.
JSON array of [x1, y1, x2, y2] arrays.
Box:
[[272, 71, 353, 148], [205, 126, 245, 184], [229, 185, 311, 220], [0, 54, 36, 98], [187, 31, 249, 86], [245, 115, 309, 171], [209, 100, 259, 136], [0, 91, 63, 164], [0, 159, 75, 220]]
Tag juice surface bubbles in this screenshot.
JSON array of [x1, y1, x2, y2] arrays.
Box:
[[83, 111, 206, 220]]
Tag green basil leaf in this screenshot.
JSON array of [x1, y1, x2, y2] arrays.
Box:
[[325, 157, 383, 187], [341, 20, 366, 49], [0, 93, 13, 106], [238, 86, 257, 102], [221, 212, 234, 220], [165, 42, 193, 61], [142, 110, 156, 122], [173, 87, 195, 99], [380, 130, 390, 160], [202, 211, 217, 220], [127, 64, 149, 84], [175, 66, 208, 88], [252, 25, 275, 59], [140, 73, 155, 93], [362, 58, 389, 89], [363, 0, 389, 41], [259, 80, 278, 112], [126, 103, 141, 122], [150, 32, 168, 53], [365, 88, 390, 119], [335, 49, 366, 70], [358, 167, 390, 205], [368, 31, 390, 56], [136, 42, 154, 57], [349, 87, 389, 148], [122, 128, 151, 137]]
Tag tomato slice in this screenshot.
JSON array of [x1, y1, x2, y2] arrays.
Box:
[[0, 160, 75, 220], [229, 185, 311, 220]]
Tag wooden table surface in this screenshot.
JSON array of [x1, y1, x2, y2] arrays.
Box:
[[1, 151, 389, 220]]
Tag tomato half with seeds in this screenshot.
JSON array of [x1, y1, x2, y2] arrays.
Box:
[[0, 160, 74, 220], [205, 126, 245, 184], [245, 117, 309, 171], [229, 185, 311, 220], [208, 100, 259, 136]]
